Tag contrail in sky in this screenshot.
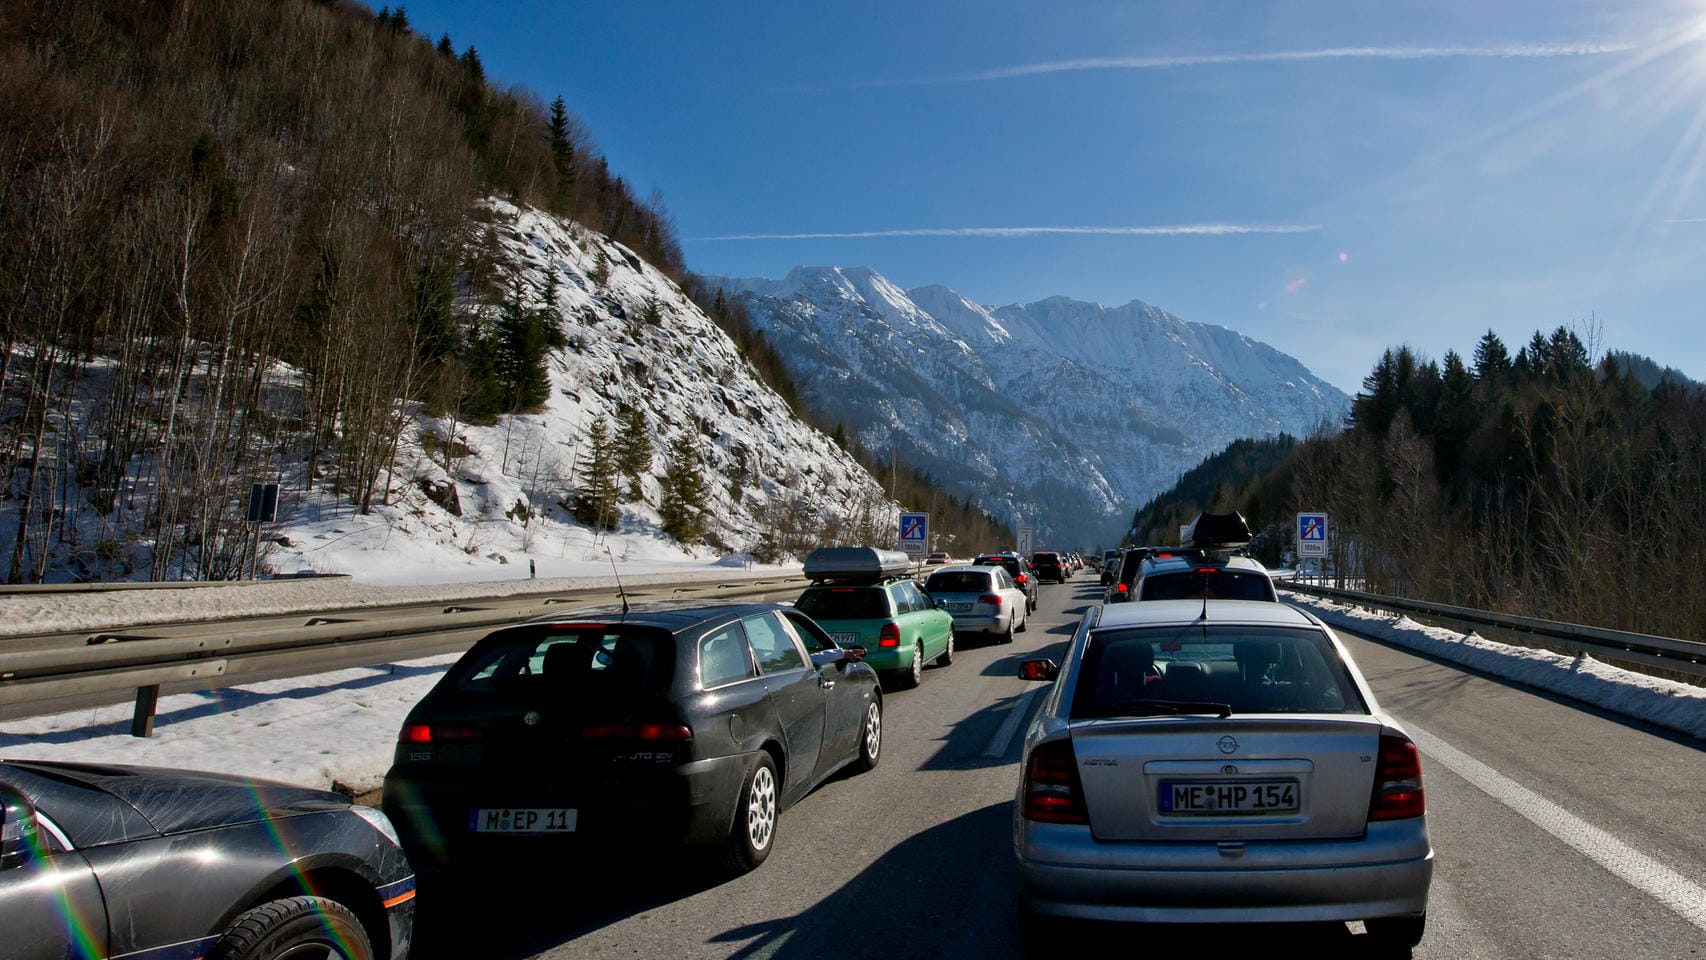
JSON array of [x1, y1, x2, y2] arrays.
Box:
[[692, 224, 1320, 241], [866, 42, 1640, 86]]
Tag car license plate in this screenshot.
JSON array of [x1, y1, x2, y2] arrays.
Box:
[[830, 632, 859, 645], [469, 808, 578, 833], [944, 602, 971, 612], [1158, 780, 1298, 815]]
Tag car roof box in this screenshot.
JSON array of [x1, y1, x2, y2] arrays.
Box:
[[803, 546, 912, 582], [1181, 511, 1251, 550]]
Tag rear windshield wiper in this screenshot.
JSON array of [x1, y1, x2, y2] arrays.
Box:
[[1097, 699, 1232, 719]]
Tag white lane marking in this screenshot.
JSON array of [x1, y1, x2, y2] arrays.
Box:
[[1406, 720, 1706, 933], [984, 688, 1042, 758]]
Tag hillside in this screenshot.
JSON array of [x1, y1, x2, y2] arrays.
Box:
[[710, 267, 1349, 548]]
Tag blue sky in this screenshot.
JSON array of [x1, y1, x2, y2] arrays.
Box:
[[396, 1, 1706, 393]]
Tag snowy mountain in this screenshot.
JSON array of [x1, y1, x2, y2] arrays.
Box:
[[305, 204, 903, 577], [708, 267, 1349, 548]]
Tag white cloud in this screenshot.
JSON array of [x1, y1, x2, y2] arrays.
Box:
[[691, 224, 1320, 242], [870, 42, 1640, 86]]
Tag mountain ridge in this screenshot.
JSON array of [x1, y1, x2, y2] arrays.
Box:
[[707, 266, 1349, 548]]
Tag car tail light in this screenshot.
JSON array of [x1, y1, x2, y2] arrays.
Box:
[[1015, 574, 1029, 585], [400, 724, 479, 743], [878, 623, 901, 648], [1369, 733, 1425, 821], [979, 593, 1003, 606], [582, 723, 693, 741], [1114, 583, 1129, 596], [1023, 738, 1088, 824]]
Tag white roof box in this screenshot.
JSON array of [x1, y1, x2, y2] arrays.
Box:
[[803, 546, 912, 582]]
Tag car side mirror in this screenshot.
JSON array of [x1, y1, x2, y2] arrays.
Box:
[[1, 788, 42, 870], [842, 646, 867, 664], [1017, 659, 1058, 682]]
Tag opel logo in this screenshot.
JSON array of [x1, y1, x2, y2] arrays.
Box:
[[523, 711, 541, 727], [1217, 735, 1239, 755]]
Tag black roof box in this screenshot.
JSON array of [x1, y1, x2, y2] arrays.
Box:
[[803, 546, 912, 582], [1181, 511, 1251, 550]]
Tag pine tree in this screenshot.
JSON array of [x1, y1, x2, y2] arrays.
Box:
[[574, 418, 619, 531], [495, 276, 550, 411], [615, 405, 653, 500], [659, 433, 707, 544], [548, 95, 576, 214], [1472, 330, 1511, 384], [536, 268, 567, 350]]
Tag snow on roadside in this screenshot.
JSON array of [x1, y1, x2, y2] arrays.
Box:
[[1287, 593, 1706, 740]]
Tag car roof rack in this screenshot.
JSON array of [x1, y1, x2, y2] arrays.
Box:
[[1180, 511, 1252, 554], [803, 546, 913, 583]]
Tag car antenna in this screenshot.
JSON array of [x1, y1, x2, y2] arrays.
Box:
[[1200, 570, 1209, 622], [606, 545, 631, 617]]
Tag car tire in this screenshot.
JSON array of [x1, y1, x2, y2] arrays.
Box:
[[894, 642, 923, 689], [1366, 914, 1426, 949], [937, 633, 954, 666], [1016, 611, 1028, 634], [851, 698, 882, 772], [720, 753, 779, 874], [206, 896, 373, 960]]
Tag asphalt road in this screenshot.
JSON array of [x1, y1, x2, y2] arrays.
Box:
[[408, 576, 1706, 960]]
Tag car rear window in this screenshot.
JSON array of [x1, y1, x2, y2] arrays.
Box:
[[1140, 569, 1276, 602], [447, 624, 675, 696], [925, 570, 992, 593], [1070, 625, 1365, 718], [796, 586, 890, 620]]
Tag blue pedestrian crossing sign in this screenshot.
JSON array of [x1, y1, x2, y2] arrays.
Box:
[[1296, 512, 1328, 559], [898, 512, 929, 558]]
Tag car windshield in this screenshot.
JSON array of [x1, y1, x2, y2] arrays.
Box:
[[1069, 625, 1366, 719], [448, 624, 675, 697], [1140, 569, 1275, 601], [925, 570, 992, 593], [796, 586, 890, 620]]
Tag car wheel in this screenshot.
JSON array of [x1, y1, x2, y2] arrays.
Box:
[[851, 698, 882, 772], [1000, 619, 1015, 644], [1366, 914, 1426, 949], [720, 753, 779, 873], [895, 642, 923, 689], [937, 633, 954, 666], [1015, 610, 1028, 634], [206, 896, 373, 960]]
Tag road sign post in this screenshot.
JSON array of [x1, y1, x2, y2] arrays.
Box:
[[1016, 524, 1032, 557], [898, 512, 929, 558], [1297, 512, 1329, 562]]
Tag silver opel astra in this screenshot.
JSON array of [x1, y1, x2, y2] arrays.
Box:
[[1013, 599, 1433, 949]]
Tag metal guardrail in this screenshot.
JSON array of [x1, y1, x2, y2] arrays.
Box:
[[1279, 581, 1706, 680], [0, 576, 810, 734]]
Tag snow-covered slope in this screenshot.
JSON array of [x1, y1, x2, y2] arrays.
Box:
[[708, 267, 1349, 548], [258, 206, 899, 580]]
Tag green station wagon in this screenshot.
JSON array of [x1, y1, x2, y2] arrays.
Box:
[[794, 547, 955, 689]]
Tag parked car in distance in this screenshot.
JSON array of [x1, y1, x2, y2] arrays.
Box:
[[1100, 549, 1123, 586], [1013, 600, 1432, 950], [794, 546, 955, 689], [2, 758, 416, 960], [923, 564, 1029, 644], [974, 552, 1039, 612], [925, 552, 952, 565], [382, 601, 883, 878], [1032, 552, 1067, 583]]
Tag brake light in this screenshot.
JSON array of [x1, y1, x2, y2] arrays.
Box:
[[1369, 734, 1425, 821], [582, 723, 693, 741], [1115, 583, 1129, 595], [549, 622, 607, 631], [1195, 567, 1218, 573], [979, 594, 1003, 606], [400, 725, 479, 743], [878, 623, 901, 648], [1015, 574, 1029, 585], [1023, 739, 1088, 824]]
